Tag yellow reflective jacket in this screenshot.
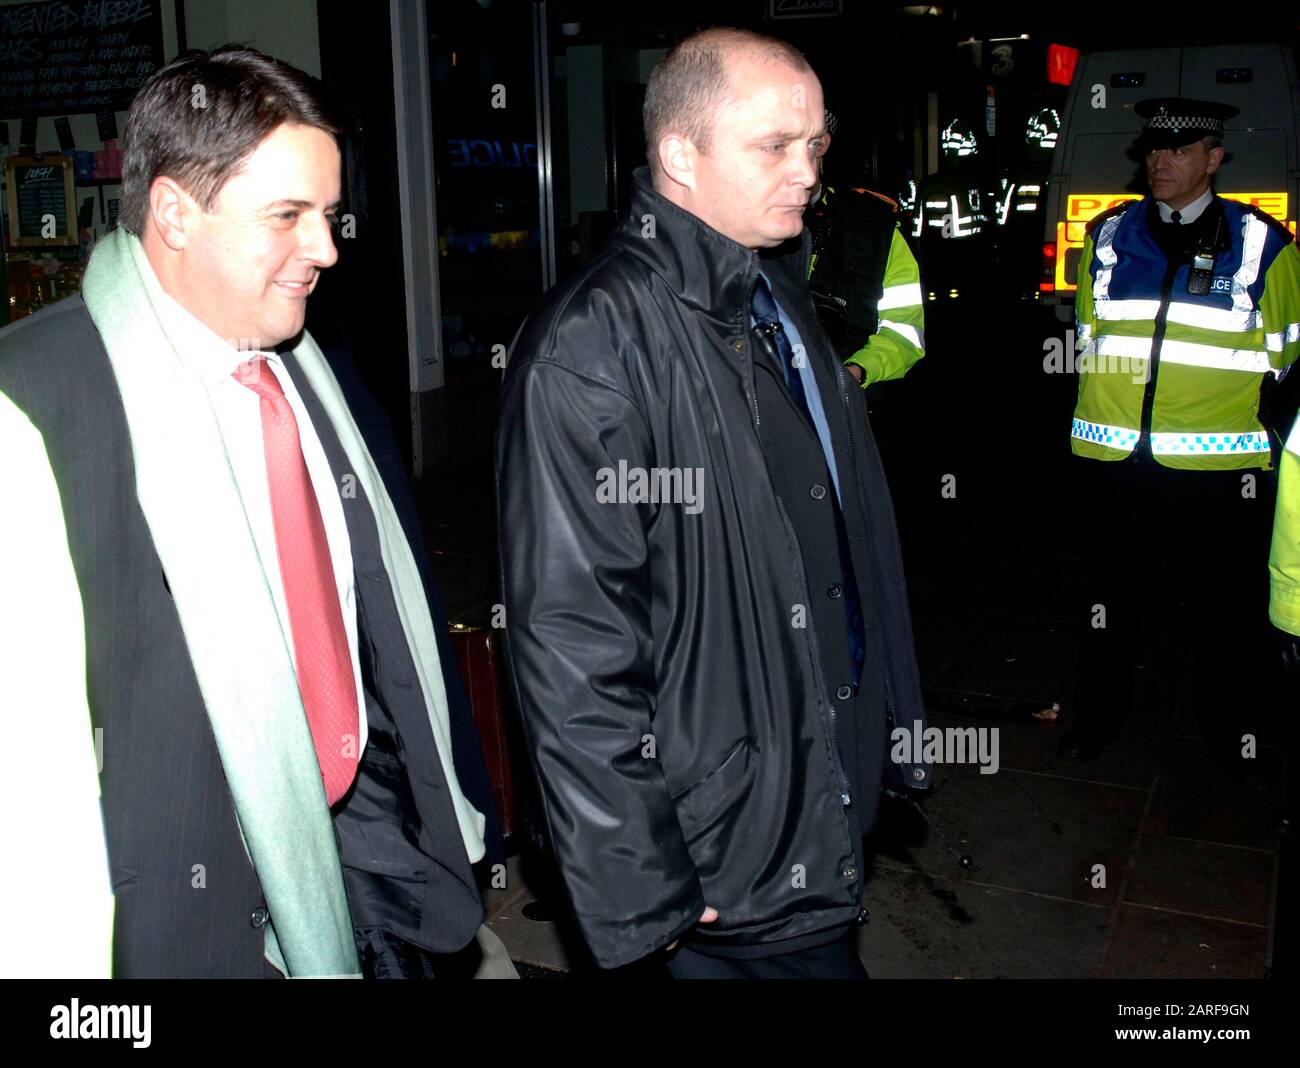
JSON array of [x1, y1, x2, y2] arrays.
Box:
[[1073, 196, 1300, 470], [845, 227, 926, 386], [1271, 414, 1300, 636]]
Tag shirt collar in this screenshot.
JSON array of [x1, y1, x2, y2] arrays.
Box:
[[1156, 186, 1214, 224], [140, 254, 278, 389]]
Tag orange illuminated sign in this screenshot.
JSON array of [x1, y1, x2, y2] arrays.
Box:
[[1223, 191, 1289, 220], [1053, 192, 1294, 291], [1065, 194, 1142, 223]]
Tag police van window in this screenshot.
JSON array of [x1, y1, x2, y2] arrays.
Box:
[[1110, 72, 1145, 88], [1216, 68, 1254, 83]]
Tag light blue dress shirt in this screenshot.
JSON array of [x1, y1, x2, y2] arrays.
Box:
[[753, 272, 843, 502]]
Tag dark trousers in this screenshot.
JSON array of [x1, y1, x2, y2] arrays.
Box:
[[665, 930, 868, 979], [1071, 454, 1281, 754]]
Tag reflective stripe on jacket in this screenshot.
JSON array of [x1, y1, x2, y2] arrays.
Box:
[[1072, 197, 1300, 470], [844, 227, 926, 386], [1271, 415, 1300, 636]]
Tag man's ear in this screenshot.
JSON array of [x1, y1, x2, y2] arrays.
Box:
[[657, 134, 697, 192], [147, 177, 197, 252], [1205, 144, 1225, 177]]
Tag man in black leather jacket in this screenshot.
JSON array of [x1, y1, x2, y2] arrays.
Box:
[[496, 27, 930, 978]]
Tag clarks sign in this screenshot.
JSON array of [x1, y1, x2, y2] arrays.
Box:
[[768, 0, 842, 19]]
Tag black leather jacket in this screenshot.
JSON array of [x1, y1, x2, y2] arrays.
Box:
[[496, 167, 930, 969]]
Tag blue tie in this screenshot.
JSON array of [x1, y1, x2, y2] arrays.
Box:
[[752, 274, 811, 415], [750, 274, 866, 688]]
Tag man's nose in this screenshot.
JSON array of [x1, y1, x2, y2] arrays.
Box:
[[299, 212, 339, 268], [791, 145, 818, 190]]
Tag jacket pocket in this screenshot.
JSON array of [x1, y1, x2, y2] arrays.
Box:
[[671, 737, 758, 832]]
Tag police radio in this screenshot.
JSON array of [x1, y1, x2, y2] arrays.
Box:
[[1187, 213, 1223, 296]]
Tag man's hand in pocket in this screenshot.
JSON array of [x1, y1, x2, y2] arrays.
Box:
[[667, 907, 719, 952]]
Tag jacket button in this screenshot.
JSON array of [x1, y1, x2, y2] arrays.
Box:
[[250, 906, 269, 929], [836, 685, 853, 701], [809, 483, 827, 500], [730, 338, 745, 351], [827, 583, 843, 598], [841, 864, 858, 881], [913, 767, 927, 782]]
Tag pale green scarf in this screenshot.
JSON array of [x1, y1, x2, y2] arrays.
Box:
[[80, 228, 486, 977]]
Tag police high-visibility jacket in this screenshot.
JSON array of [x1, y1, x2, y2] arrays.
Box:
[[1073, 196, 1300, 470], [806, 185, 926, 387], [845, 226, 926, 387], [1271, 414, 1300, 637]]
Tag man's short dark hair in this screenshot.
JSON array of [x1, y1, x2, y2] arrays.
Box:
[[643, 27, 812, 168], [119, 46, 342, 234]]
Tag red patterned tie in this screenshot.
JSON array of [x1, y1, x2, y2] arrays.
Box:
[[234, 356, 359, 806]]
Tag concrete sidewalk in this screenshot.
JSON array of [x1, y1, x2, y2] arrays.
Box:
[[470, 639, 1281, 978], [862, 624, 1281, 979]]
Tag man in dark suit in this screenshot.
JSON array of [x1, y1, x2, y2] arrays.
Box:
[[0, 47, 498, 978], [497, 28, 930, 978]]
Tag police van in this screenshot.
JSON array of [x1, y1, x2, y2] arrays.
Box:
[[1041, 43, 1300, 323]]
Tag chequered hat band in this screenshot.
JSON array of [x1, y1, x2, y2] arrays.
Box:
[[1144, 113, 1224, 135]]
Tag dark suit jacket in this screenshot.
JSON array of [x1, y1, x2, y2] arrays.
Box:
[[316, 339, 505, 867], [0, 297, 482, 977]]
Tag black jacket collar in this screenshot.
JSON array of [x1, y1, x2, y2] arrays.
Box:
[[614, 167, 807, 324]]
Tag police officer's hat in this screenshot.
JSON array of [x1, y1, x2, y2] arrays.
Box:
[[1134, 98, 1239, 150]]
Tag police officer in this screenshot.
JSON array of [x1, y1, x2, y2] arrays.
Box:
[[806, 111, 926, 390], [914, 118, 993, 302], [1272, 416, 1300, 658], [1060, 98, 1300, 764], [1270, 413, 1300, 829]]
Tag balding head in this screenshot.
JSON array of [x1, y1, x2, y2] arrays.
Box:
[[641, 28, 825, 251], [643, 27, 813, 178]]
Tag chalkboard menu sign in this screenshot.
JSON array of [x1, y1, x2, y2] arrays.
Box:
[[0, 0, 164, 117], [5, 155, 77, 246]]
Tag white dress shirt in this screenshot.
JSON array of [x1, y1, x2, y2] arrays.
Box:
[[1157, 186, 1214, 225], [151, 285, 368, 763]]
